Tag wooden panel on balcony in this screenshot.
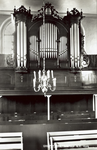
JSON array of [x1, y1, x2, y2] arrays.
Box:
[[15, 72, 29, 89], [0, 69, 14, 89], [0, 69, 97, 94]]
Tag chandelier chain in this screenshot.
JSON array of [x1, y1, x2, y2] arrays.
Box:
[[43, 1, 45, 71]]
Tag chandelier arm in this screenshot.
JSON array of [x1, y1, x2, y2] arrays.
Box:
[[49, 85, 56, 92], [34, 85, 41, 92]]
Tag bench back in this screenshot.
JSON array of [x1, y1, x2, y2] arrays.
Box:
[[47, 130, 97, 150], [0, 132, 23, 150]]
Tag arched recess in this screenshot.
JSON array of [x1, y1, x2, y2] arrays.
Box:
[[0, 17, 15, 55]]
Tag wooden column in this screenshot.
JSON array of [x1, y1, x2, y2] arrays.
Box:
[[93, 94, 97, 118], [0, 96, 2, 114], [93, 94, 95, 112], [46, 95, 51, 120]]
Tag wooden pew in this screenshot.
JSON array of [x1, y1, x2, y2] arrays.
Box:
[[47, 130, 97, 150], [0, 132, 23, 150]]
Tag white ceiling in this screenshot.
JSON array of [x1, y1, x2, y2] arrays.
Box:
[[0, 0, 97, 14]]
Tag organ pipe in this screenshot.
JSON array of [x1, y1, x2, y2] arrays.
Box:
[[39, 23, 57, 60], [20, 21, 24, 67], [24, 23, 27, 68], [77, 24, 80, 67], [70, 25, 74, 68], [50, 23, 52, 58], [74, 23, 77, 68], [47, 23, 49, 58]]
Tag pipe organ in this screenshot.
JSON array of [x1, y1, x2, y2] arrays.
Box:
[[12, 4, 87, 71]]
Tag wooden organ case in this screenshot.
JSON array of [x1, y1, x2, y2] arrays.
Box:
[[13, 3, 88, 70], [0, 3, 97, 108], [0, 3, 97, 107], [0, 2, 97, 94]]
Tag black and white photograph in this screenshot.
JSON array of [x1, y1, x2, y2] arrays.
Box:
[[0, 0, 97, 150]]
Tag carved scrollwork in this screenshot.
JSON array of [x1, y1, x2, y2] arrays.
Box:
[[67, 8, 83, 20], [13, 5, 32, 22], [6, 54, 14, 66], [81, 55, 89, 68], [81, 34, 86, 54], [32, 2, 62, 21], [70, 8, 83, 17]]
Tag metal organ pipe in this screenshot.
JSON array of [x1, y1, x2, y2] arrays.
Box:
[[20, 21, 24, 67], [24, 23, 27, 68], [40, 26, 41, 58], [41, 25, 43, 58], [74, 23, 77, 68], [53, 25, 55, 58], [55, 27, 57, 58], [35, 36, 36, 60], [70, 25, 74, 68], [45, 24, 47, 58], [51, 24, 53, 58], [47, 23, 49, 58], [77, 24, 80, 68], [50, 23, 51, 58], [39, 23, 57, 60]]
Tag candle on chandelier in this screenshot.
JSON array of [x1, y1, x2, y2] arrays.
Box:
[[53, 78, 56, 87], [34, 71, 36, 79], [33, 79, 36, 88], [51, 70, 54, 78], [38, 70, 41, 80], [47, 70, 50, 79]]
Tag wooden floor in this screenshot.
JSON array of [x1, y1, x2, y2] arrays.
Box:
[[1, 120, 97, 150]]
